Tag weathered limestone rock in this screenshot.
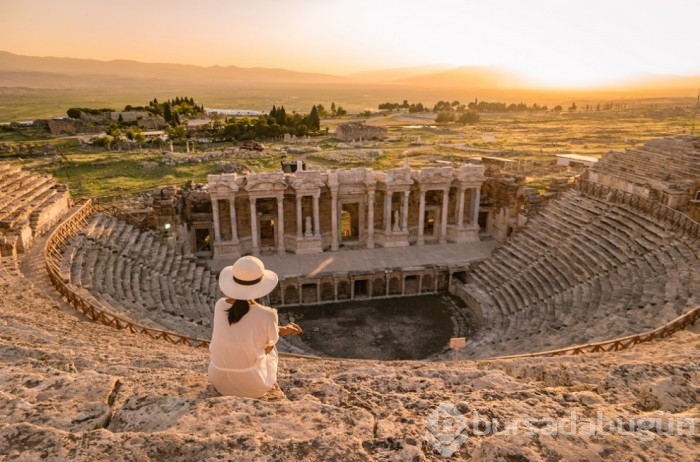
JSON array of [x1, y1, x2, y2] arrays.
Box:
[[1, 262, 699, 461]]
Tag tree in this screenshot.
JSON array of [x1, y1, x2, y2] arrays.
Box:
[[307, 105, 320, 131], [457, 109, 480, 124], [335, 106, 347, 116], [316, 104, 329, 118], [331, 102, 337, 116], [163, 103, 173, 123], [276, 106, 287, 126], [133, 130, 146, 147], [102, 135, 114, 150], [436, 111, 455, 123], [166, 125, 187, 143], [67, 108, 82, 119]]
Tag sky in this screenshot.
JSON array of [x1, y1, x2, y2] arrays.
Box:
[[1, 0, 699, 87]]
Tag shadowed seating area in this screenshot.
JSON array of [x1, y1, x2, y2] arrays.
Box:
[[461, 188, 700, 357]]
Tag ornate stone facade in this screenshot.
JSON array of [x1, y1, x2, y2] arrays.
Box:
[[206, 164, 485, 267]]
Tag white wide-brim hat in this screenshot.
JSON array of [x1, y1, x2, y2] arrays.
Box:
[[218, 256, 279, 300]]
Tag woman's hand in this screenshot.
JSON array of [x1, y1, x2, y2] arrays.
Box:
[[279, 322, 303, 336]]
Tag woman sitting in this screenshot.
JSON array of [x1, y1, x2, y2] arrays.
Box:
[[208, 256, 302, 398]]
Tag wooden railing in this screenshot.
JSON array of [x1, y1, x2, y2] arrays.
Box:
[[484, 179, 700, 359], [92, 201, 153, 231], [495, 304, 700, 359], [44, 200, 210, 348]]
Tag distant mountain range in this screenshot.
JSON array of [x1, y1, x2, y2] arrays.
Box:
[[0, 51, 345, 87], [1, 51, 698, 93]]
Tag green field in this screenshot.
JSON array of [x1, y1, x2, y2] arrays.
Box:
[[2, 95, 697, 201]]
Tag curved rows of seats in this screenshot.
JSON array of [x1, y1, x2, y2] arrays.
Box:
[[61, 213, 220, 339], [0, 163, 71, 254], [592, 136, 700, 184], [57, 210, 313, 355], [463, 189, 700, 358]]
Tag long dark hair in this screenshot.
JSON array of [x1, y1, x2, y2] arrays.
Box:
[[226, 299, 250, 325]]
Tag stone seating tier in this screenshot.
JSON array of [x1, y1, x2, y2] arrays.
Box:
[[463, 189, 700, 358], [62, 213, 221, 340], [592, 137, 700, 185]]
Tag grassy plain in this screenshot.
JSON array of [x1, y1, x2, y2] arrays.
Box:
[[2, 94, 696, 201]]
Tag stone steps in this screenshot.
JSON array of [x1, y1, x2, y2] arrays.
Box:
[[63, 214, 219, 340], [463, 188, 700, 356]]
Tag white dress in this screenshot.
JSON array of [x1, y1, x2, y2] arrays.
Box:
[[208, 298, 279, 398]]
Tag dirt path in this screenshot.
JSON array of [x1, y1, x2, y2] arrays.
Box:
[[19, 206, 89, 320]]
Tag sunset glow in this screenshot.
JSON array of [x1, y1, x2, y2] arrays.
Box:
[[1, 0, 699, 87]]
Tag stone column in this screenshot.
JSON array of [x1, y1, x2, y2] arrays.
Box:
[[440, 188, 449, 243], [313, 193, 320, 237], [456, 187, 466, 229], [417, 189, 426, 245], [330, 187, 339, 251], [384, 191, 392, 235], [211, 197, 221, 243], [229, 197, 239, 244], [249, 197, 259, 255], [295, 194, 303, 239], [276, 195, 285, 254], [401, 190, 410, 231], [470, 187, 481, 226], [367, 190, 375, 248]]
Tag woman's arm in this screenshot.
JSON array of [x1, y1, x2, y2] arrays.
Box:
[[279, 322, 303, 336]]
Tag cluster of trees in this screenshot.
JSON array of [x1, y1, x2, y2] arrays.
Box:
[[269, 105, 320, 131], [379, 97, 630, 117], [91, 126, 148, 150], [430, 100, 478, 124], [577, 102, 627, 111], [464, 100, 549, 112], [214, 102, 354, 141], [318, 102, 347, 117], [378, 100, 426, 113], [206, 104, 327, 142], [378, 99, 476, 123], [66, 107, 115, 119], [142, 97, 204, 126]]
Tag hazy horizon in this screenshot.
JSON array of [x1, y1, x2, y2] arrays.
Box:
[[2, 0, 700, 89]]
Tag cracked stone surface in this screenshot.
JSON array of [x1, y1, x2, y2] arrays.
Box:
[[1, 264, 699, 461]]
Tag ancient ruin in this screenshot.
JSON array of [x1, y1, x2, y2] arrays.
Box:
[[1, 135, 700, 460], [202, 164, 484, 262], [0, 164, 72, 262], [333, 122, 388, 141]]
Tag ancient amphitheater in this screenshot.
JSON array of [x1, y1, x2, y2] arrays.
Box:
[[1, 136, 699, 460]]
